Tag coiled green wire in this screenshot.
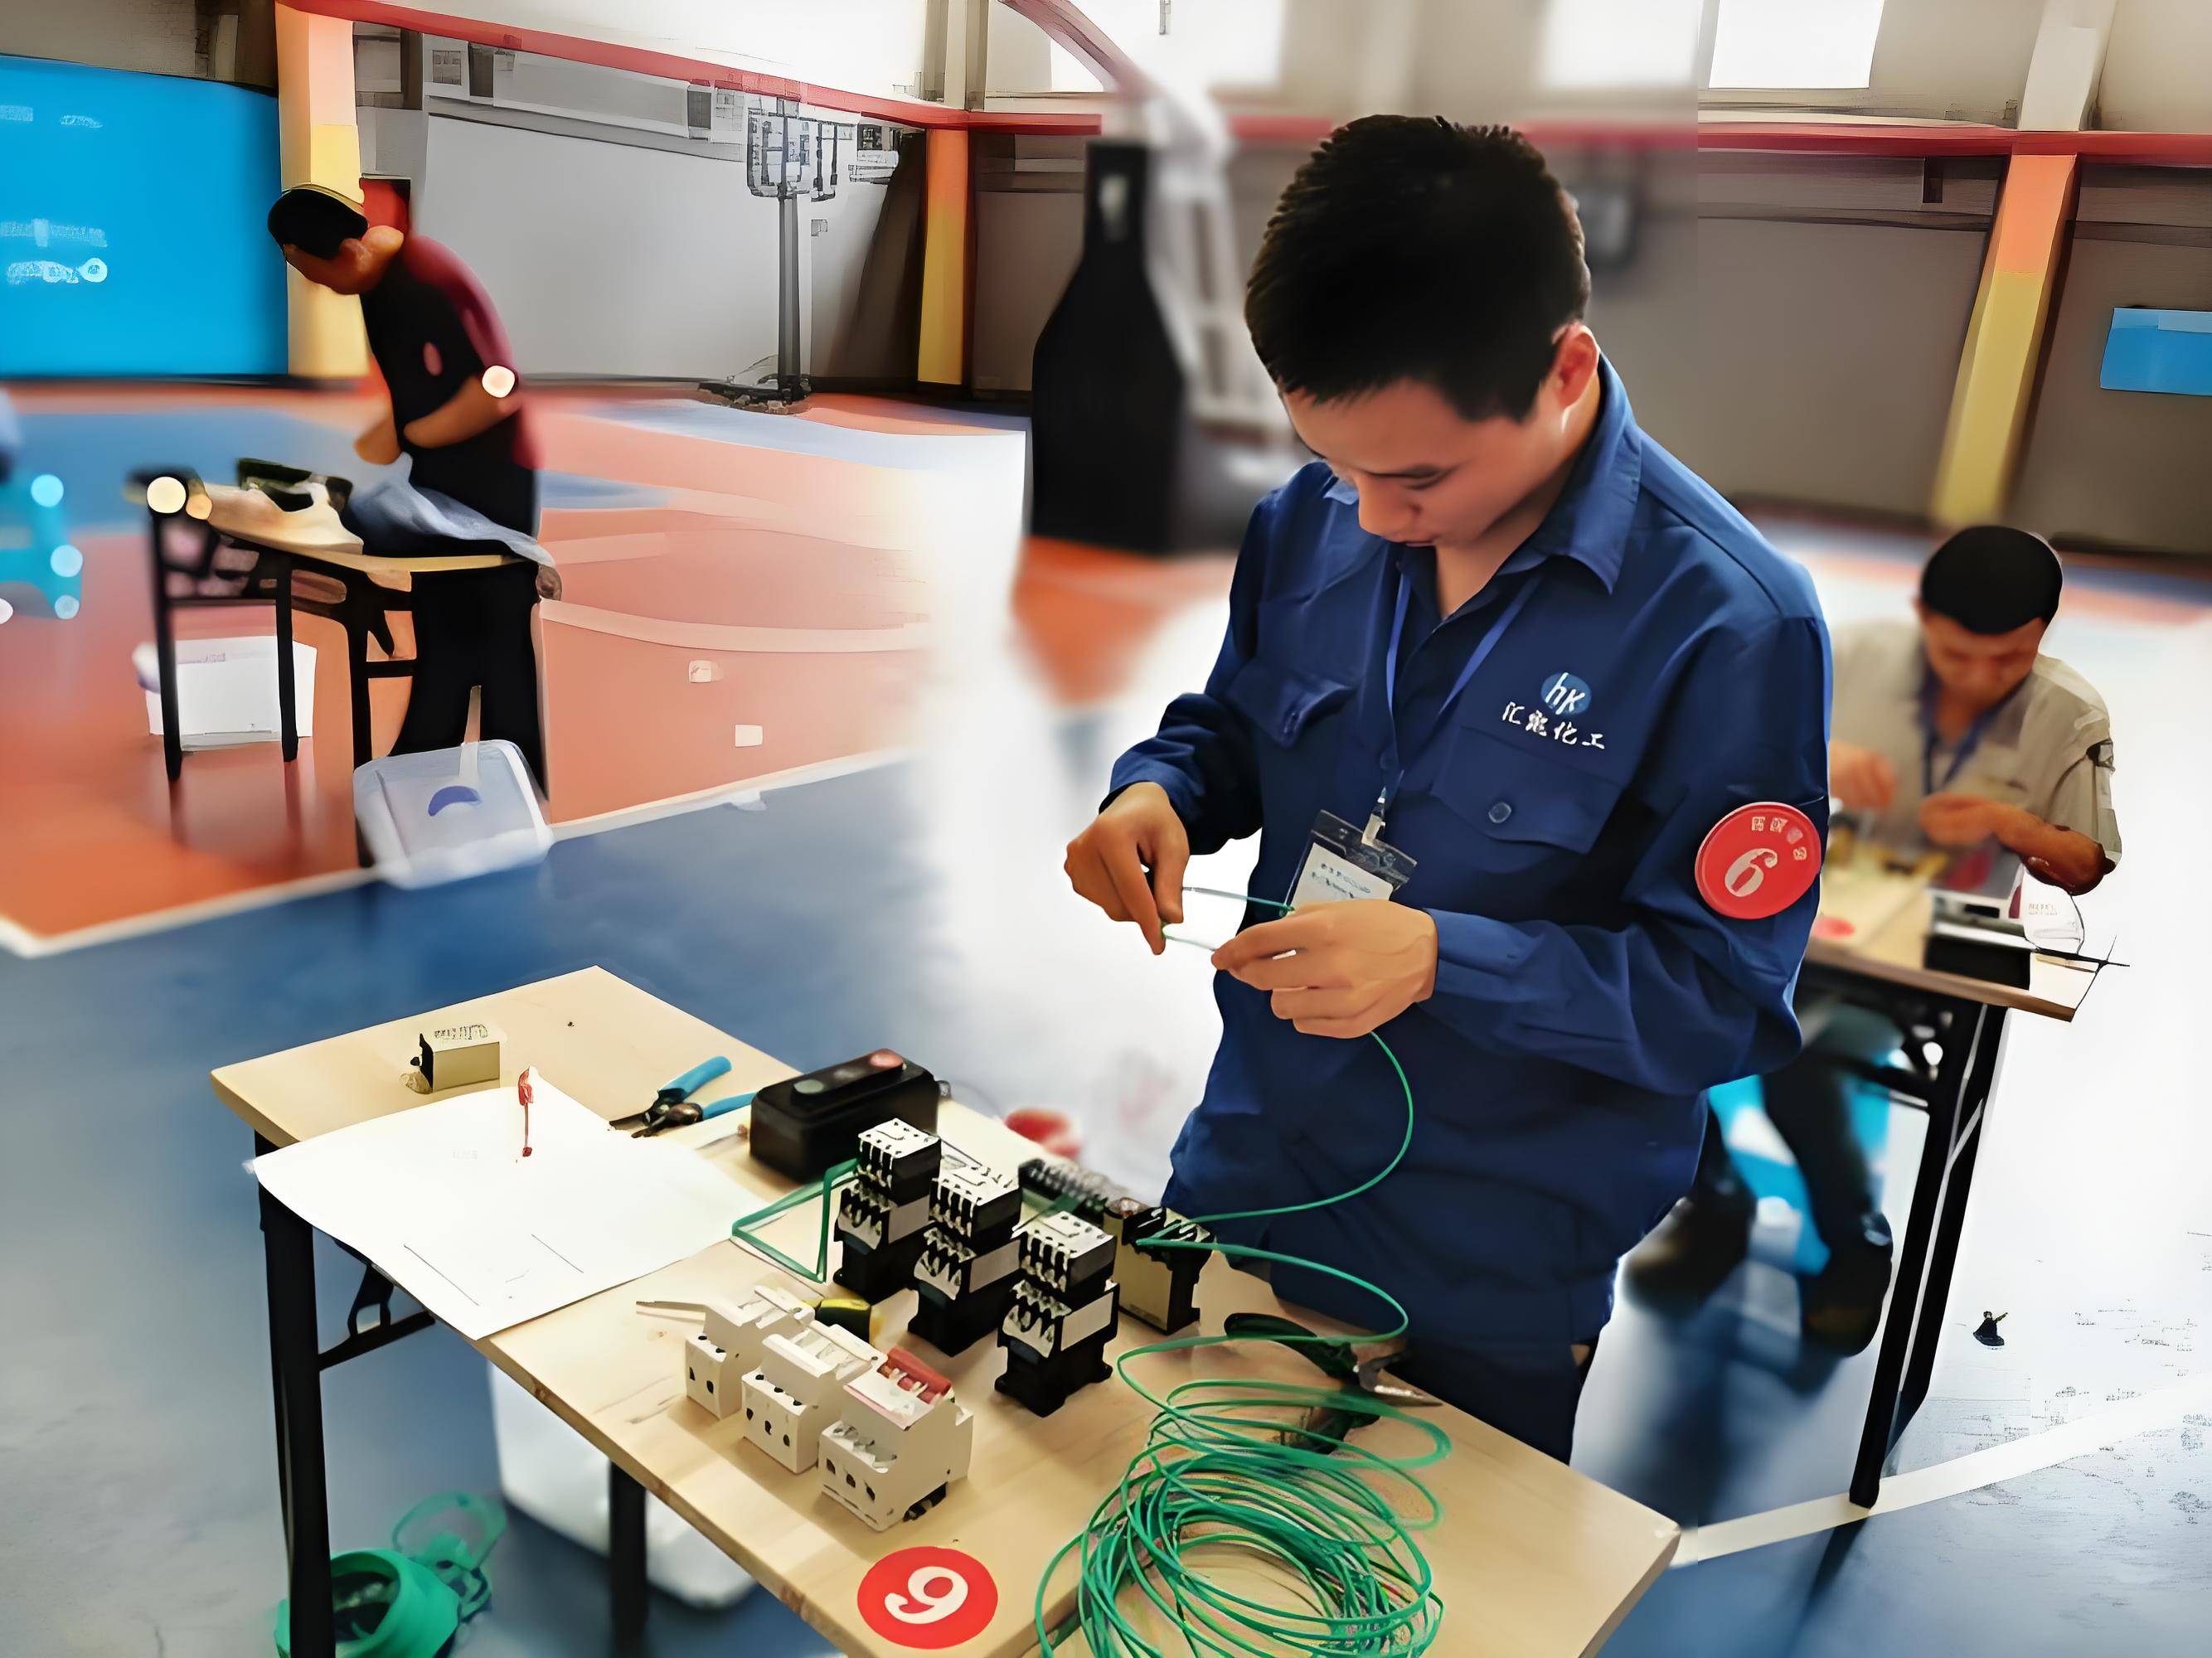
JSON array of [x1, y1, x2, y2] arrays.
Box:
[[1034, 889, 1450, 1656]]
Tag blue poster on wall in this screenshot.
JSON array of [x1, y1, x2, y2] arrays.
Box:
[[2101, 308, 2212, 398], [0, 54, 288, 376]]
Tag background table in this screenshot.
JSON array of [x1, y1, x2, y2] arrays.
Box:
[[143, 479, 515, 783], [213, 967, 1679, 1658], [1805, 865, 2101, 1504]]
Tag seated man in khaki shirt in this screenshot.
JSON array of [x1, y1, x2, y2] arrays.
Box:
[[1628, 526, 2121, 1350]]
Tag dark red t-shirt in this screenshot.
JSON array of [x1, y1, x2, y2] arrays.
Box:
[[360, 236, 539, 533]]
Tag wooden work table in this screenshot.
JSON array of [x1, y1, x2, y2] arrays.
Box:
[[1809, 861, 2098, 1021], [214, 967, 1678, 1658]]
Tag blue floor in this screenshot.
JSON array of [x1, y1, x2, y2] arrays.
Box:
[[8, 408, 661, 537], [7, 743, 2210, 1651]]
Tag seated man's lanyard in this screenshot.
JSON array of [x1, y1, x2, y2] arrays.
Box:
[[1369, 565, 1542, 843], [1917, 670, 2005, 799]]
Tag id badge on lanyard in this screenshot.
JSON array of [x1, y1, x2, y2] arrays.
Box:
[[1288, 810, 1417, 909], [1286, 565, 1538, 911]]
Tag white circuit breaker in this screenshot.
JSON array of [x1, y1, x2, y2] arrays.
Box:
[[682, 1287, 814, 1419], [817, 1347, 976, 1531], [741, 1321, 882, 1473]]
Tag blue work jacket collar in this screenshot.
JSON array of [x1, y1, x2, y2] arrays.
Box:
[[1321, 356, 1640, 595]]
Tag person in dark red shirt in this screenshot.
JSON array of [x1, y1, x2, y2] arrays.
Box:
[[267, 185, 550, 789]]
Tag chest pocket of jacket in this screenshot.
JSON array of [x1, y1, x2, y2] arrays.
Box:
[[1429, 720, 1623, 873], [1225, 657, 1353, 749]]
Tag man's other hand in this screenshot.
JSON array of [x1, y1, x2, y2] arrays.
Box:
[[1064, 783, 1189, 955], [1919, 792, 2006, 846], [1211, 901, 1438, 1039], [1830, 741, 1897, 812], [355, 413, 400, 465]]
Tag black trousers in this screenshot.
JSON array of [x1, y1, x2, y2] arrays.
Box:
[[390, 561, 546, 792], [1394, 1336, 1600, 1464], [1693, 997, 1903, 1251]]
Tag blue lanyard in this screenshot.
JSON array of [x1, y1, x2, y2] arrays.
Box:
[[1919, 680, 2001, 798], [1373, 565, 1541, 827]]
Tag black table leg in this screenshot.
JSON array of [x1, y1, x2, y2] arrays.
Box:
[[274, 552, 298, 764], [149, 511, 182, 783], [346, 612, 372, 780], [1848, 998, 1984, 1509], [258, 1132, 335, 1658], [610, 1461, 649, 1647], [1897, 1007, 2008, 1420]]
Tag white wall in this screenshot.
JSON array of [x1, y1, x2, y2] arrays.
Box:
[[1864, 0, 2044, 123], [2099, 0, 2212, 131], [379, 1, 931, 101], [418, 115, 782, 378], [802, 141, 903, 377], [2, 0, 201, 79]]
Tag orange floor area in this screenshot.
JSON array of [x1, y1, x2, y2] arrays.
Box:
[[0, 386, 1233, 944]]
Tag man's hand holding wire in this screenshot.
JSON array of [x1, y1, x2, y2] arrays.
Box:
[[1064, 782, 1190, 954], [1211, 900, 1439, 1039]]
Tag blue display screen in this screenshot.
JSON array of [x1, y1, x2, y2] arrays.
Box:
[[0, 54, 288, 376]]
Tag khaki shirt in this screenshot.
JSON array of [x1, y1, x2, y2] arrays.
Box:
[[1831, 618, 2121, 866]]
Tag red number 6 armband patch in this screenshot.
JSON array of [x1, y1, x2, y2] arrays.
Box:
[[1695, 802, 1822, 920]]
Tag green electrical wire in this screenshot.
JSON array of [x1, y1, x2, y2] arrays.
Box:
[[1034, 890, 1451, 1656], [730, 1158, 859, 1284]]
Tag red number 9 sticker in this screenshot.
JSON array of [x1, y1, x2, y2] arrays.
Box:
[[858, 1547, 997, 1648], [1695, 801, 1822, 920]]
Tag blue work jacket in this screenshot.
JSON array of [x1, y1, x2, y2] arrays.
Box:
[[1109, 361, 1832, 1347]]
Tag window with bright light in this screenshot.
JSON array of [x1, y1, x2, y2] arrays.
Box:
[[1708, 0, 1886, 90], [1539, 0, 1703, 91]]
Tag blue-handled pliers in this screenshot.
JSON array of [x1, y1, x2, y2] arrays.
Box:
[[614, 1056, 750, 1137]]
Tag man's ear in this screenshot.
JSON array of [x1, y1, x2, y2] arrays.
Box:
[[1551, 323, 1600, 407]]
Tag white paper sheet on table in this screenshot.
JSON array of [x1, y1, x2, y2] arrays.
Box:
[[251, 1077, 742, 1340]]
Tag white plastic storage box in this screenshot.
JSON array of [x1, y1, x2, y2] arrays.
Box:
[[352, 740, 552, 889], [487, 1365, 755, 1609], [134, 637, 314, 749]]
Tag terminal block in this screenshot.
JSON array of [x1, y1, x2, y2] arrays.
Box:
[[740, 1322, 882, 1472], [910, 1166, 1021, 1355], [683, 1287, 814, 1419], [1019, 1157, 1207, 1333], [997, 1212, 1118, 1417], [818, 1347, 976, 1531], [834, 1122, 943, 1302]]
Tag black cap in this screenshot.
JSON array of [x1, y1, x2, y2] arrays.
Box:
[[1920, 526, 2063, 635], [267, 185, 368, 259]]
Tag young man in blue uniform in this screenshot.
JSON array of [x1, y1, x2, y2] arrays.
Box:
[[1064, 118, 1832, 1460]]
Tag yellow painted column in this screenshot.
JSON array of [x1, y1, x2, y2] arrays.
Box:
[[917, 129, 971, 387], [1930, 153, 2079, 528], [274, 3, 367, 378]]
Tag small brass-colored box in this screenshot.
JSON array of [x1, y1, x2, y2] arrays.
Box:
[[405, 1020, 503, 1093]]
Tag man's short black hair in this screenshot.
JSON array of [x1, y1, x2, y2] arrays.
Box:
[[267, 185, 368, 259], [1921, 526, 2064, 634], [1244, 116, 1590, 423]]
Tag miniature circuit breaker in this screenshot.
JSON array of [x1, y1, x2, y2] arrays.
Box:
[[817, 1347, 976, 1531], [682, 1287, 813, 1418], [910, 1165, 1022, 1355], [741, 1321, 882, 1473], [997, 1211, 1118, 1417], [834, 1120, 943, 1303], [1019, 1157, 1208, 1334]]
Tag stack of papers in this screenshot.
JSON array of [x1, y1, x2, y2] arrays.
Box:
[[253, 1077, 744, 1340]]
